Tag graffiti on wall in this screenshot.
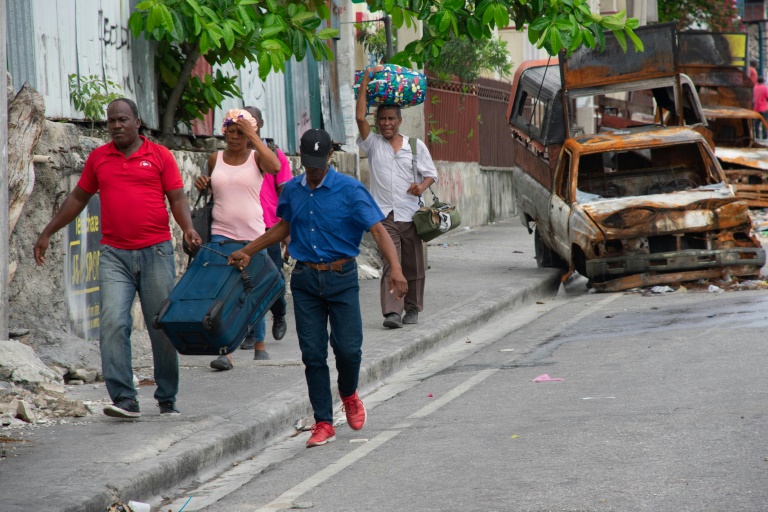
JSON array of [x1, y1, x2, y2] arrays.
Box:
[[99, 10, 131, 51], [297, 110, 312, 139]]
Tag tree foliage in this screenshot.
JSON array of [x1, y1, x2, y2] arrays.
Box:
[[426, 34, 512, 83], [68, 74, 123, 123], [372, 0, 643, 70], [658, 0, 742, 33], [129, 0, 640, 135], [129, 0, 339, 134]]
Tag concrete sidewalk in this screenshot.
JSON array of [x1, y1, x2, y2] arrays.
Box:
[[0, 218, 561, 512]]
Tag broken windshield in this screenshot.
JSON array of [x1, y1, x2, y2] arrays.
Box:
[[575, 142, 725, 202]]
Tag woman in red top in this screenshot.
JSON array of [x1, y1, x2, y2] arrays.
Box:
[[753, 77, 768, 139]]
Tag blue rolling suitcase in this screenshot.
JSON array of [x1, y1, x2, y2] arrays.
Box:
[[153, 240, 284, 355]]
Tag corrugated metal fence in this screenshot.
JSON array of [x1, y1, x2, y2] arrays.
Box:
[[477, 77, 515, 168], [424, 80, 479, 162], [5, 0, 334, 152], [424, 76, 514, 167]]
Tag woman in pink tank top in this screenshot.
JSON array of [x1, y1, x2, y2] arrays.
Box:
[[194, 109, 281, 369]]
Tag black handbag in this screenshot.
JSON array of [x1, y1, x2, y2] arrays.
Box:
[[182, 188, 213, 256]]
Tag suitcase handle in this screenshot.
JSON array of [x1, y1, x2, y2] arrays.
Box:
[[241, 270, 254, 295], [203, 300, 224, 331]]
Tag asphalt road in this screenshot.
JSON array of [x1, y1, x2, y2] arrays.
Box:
[[159, 284, 768, 512]]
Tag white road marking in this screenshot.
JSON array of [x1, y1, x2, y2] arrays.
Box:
[[255, 430, 401, 511]]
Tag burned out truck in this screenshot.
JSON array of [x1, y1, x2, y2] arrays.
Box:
[[679, 31, 768, 207], [507, 24, 765, 292]]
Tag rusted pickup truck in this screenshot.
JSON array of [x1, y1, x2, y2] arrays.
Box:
[[508, 24, 765, 291], [679, 31, 768, 207]]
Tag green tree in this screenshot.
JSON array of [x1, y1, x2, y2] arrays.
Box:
[[129, 0, 339, 134], [376, 0, 643, 70], [426, 33, 511, 83], [658, 0, 742, 32], [130, 0, 640, 135]]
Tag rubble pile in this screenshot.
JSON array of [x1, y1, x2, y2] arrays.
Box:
[[0, 383, 90, 427], [0, 340, 91, 427]]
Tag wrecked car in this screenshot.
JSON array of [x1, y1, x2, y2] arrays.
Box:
[[679, 31, 768, 207], [507, 24, 765, 291]]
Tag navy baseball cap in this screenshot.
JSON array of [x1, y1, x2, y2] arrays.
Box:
[[300, 129, 333, 169]]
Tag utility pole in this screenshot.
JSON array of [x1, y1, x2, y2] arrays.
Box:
[[0, 0, 9, 340], [383, 15, 393, 62]]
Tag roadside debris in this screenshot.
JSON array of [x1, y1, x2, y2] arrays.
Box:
[[127, 501, 150, 512], [294, 417, 314, 431], [533, 374, 564, 383]]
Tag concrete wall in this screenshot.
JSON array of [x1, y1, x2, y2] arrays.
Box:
[[424, 161, 518, 228]]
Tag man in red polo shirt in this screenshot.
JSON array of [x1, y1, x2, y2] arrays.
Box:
[[33, 98, 201, 418]]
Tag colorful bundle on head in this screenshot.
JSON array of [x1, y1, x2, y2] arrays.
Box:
[[354, 64, 427, 109], [222, 108, 258, 135]]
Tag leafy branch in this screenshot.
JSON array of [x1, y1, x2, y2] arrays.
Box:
[[68, 74, 123, 134]]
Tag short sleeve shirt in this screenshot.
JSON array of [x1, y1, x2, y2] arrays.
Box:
[[77, 136, 184, 249], [755, 84, 768, 113], [276, 167, 385, 263], [260, 148, 293, 228], [357, 132, 438, 222]]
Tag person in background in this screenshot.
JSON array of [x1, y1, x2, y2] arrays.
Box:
[[243, 106, 292, 344], [227, 129, 408, 448], [754, 76, 768, 139], [355, 65, 438, 329], [33, 98, 201, 418], [195, 108, 281, 370], [749, 59, 759, 85]]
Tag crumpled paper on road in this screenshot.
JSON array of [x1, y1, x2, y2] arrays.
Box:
[[533, 374, 564, 383]]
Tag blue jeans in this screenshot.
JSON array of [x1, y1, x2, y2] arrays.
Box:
[[266, 238, 287, 318], [290, 259, 362, 424], [209, 235, 266, 341], [99, 241, 178, 403]]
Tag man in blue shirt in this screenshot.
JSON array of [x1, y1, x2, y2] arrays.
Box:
[[229, 129, 407, 448]]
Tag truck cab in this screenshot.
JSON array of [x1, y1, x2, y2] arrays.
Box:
[[508, 24, 765, 291]]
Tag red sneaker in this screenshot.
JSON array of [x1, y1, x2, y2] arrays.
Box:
[[306, 422, 336, 448], [341, 391, 367, 430]]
